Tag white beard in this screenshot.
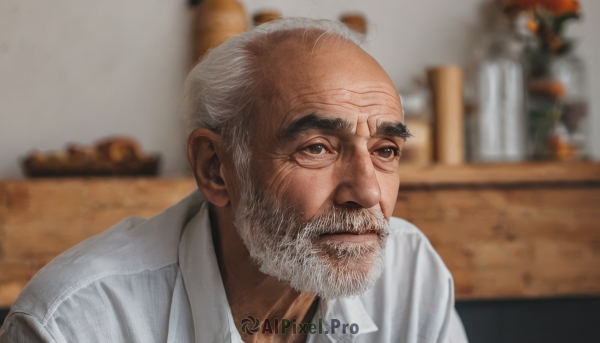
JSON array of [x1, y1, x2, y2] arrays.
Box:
[[233, 181, 390, 299]]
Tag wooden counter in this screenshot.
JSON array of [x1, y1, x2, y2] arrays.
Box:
[[394, 162, 600, 300], [1, 162, 599, 307]]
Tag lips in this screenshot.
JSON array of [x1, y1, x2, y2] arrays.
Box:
[[320, 229, 377, 236], [318, 227, 379, 236], [318, 231, 379, 243]]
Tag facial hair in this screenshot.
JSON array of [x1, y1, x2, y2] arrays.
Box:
[[233, 181, 390, 299]]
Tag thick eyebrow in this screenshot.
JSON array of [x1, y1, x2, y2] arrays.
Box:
[[280, 113, 353, 139], [376, 121, 412, 141]]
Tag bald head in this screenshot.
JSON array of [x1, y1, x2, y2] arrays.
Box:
[[247, 28, 395, 101]]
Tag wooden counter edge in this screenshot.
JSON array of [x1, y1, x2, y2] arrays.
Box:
[[399, 161, 600, 188], [2, 161, 599, 189]]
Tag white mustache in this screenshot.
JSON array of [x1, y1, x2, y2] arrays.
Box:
[[297, 207, 390, 240]]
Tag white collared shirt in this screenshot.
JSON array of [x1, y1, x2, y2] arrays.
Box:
[[0, 190, 468, 343]]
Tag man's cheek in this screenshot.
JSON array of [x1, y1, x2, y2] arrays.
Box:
[[283, 172, 336, 220], [379, 172, 400, 218], [259, 162, 298, 197]]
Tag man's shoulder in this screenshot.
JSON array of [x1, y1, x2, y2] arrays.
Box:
[[8, 215, 179, 326], [7, 190, 205, 326]]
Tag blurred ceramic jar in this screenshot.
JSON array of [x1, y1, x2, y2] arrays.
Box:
[[399, 85, 433, 165]]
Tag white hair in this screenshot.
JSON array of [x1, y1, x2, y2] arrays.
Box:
[[182, 17, 363, 169]]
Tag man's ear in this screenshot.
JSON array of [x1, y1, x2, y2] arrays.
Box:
[[187, 127, 230, 207]]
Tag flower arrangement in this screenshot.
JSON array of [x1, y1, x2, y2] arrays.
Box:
[[500, 0, 586, 160], [502, 0, 580, 75]]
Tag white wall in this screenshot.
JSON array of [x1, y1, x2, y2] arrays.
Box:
[[1, 0, 598, 178], [572, 0, 600, 161], [0, 0, 192, 178]]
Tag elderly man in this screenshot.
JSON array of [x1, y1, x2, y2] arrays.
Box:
[[0, 18, 468, 342]]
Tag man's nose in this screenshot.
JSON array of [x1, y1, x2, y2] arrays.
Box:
[[334, 149, 381, 209]]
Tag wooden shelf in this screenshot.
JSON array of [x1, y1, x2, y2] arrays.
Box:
[[1, 162, 599, 306], [399, 161, 600, 189]]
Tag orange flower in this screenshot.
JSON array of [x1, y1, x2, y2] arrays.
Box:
[[502, 0, 580, 14], [548, 136, 578, 160], [527, 18, 539, 33], [542, 0, 580, 15], [528, 80, 566, 99]]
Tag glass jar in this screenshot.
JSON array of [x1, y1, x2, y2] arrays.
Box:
[[527, 52, 588, 160], [468, 29, 527, 162]]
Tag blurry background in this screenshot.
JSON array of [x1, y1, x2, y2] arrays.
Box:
[[1, 0, 599, 177], [1, 1, 600, 342]]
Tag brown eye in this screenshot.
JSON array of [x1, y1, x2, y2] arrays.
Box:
[[376, 147, 397, 159], [293, 141, 337, 169], [305, 144, 327, 155]]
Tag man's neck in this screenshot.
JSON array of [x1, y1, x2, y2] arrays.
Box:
[[209, 204, 318, 342]]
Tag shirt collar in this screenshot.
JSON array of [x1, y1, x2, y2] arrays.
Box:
[[178, 190, 378, 342], [178, 198, 243, 343]]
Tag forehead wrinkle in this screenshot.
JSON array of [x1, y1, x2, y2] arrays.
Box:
[[289, 86, 399, 102], [285, 88, 402, 118]]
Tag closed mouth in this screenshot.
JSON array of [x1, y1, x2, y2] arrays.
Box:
[[318, 230, 379, 243]]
